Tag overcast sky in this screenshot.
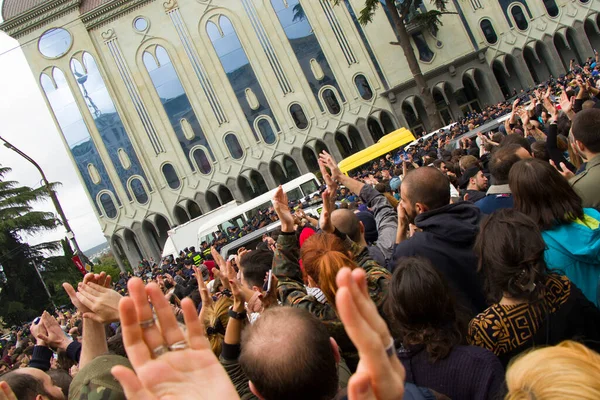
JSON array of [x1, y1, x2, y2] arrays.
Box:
[[0, 3, 107, 252]]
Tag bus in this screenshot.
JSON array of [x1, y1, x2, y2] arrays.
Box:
[[196, 173, 322, 246], [338, 128, 415, 175], [161, 201, 239, 257]]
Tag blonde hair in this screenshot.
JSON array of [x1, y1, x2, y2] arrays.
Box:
[[202, 296, 233, 356], [506, 341, 600, 400]]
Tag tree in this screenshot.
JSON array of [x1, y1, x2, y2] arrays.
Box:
[[335, 0, 450, 130], [92, 252, 123, 280], [0, 165, 71, 324]]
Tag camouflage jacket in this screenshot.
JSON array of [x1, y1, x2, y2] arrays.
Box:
[[272, 231, 391, 370]]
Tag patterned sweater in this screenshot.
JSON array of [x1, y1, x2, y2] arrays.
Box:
[[467, 274, 600, 366]]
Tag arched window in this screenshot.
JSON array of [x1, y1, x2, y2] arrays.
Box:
[[354, 75, 373, 100], [322, 89, 341, 115], [162, 163, 180, 189], [225, 133, 244, 160], [257, 118, 276, 144], [130, 178, 149, 204], [71, 52, 149, 202], [412, 32, 434, 62], [41, 68, 119, 214], [480, 19, 498, 44], [207, 15, 280, 141], [380, 111, 396, 134], [143, 46, 214, 166], [542, 0, 559, 17], [290, 104, 309, 129], [367, 117, 384, 141], [99, 193, 117, 219], [511, 5, 529, 31], [193, 149, 212, 174]]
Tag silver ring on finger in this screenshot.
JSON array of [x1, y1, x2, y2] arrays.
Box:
[[140, 318, 156, 329], [152, 345, 168, 357], [168, 340, 189, 351]]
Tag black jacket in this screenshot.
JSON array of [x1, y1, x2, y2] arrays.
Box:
[[392, 202, 487, 315]]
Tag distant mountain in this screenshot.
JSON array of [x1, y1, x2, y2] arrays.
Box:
[[84, 242, 109, 258]]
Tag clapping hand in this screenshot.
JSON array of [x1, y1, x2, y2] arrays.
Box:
[[320, 188, 336, 234], [272, 186, 294, 232], [111, 278, 240, 399]]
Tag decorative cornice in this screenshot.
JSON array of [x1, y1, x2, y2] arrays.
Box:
[[0, 0, 81, 39], [81, 0, 154, 30]]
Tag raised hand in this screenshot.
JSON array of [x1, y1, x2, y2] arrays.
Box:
[[63, 273, 99, 314], [37, 311, 72, 351], [272, 186, 294, 232], [550, 160, 575, 180], [336, 268, 405, 400], [111, 278, 240, 400], [226, 261, 246, 310], [319, 151, 343, 182], [320, 188, 335, 234], [76, 281, 122, 324], [559, 90, 574, 114], [195, 266, 213, 324]]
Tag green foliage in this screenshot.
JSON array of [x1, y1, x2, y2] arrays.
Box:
[[332, 0, 450, 29], [0, 165, 74, 325], [92, 252, 125, 281]]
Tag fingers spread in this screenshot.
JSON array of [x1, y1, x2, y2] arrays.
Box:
[[119, 296, 151, 367], [146, 283, 185, 347], [128, 278, 164, 356], [181, 298, 208, 351]]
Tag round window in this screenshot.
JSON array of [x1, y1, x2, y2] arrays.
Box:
[[134, 17, 149, 32], [38, 28, 72, 59]]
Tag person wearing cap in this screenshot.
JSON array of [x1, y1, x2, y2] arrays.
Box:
[[461, 166, 488, 203]]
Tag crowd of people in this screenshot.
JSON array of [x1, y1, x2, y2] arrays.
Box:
[[2, 54, 600, 400]]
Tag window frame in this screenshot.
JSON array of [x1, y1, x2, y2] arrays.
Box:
[[128, 176, 150, 205], [98, 190, 119, 219], [510, 4, 529, 31], [479, 18, 498, 45], [289, 103, 310, 130], [224, 133, 245, 160]]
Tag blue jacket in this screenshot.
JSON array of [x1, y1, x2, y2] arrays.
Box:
[[542, 208, 600, 306], [474, 184, 513, 215]]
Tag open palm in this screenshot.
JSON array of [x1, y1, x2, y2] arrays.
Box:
[[112, 278, 240, 400]]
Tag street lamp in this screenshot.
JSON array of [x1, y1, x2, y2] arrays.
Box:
[[0, 135, 88, 262]]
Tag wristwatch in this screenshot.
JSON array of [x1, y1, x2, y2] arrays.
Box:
[[228, 307, 247, 320]]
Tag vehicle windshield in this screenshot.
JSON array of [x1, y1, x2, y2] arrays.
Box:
[[300, 180, 319, 196], [286, 188, 303, 202]]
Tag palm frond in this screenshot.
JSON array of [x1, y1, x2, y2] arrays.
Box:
[[430, 0, 449, 12], [409, 9, 455, 28], [358, 0, 382, 25]]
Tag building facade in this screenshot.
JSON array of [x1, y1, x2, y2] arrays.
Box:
[[1, 0, 598, 269]]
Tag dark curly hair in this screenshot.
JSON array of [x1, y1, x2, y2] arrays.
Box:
[[386, 257, 468, 362], [475, 209, 548, 304]]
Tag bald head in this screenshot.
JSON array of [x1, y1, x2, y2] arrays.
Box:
[[402, 167, 450, 211], [1, 368, 65, 400], [331, 209, 362, 243], [239, 307, 338, 400]]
